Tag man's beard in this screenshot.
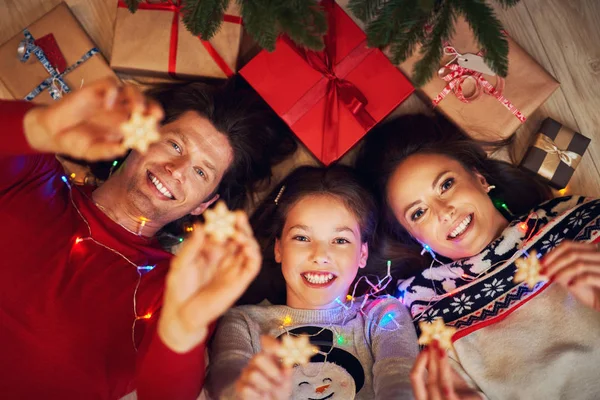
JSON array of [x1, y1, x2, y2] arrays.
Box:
[[126, 177, 169, 223]]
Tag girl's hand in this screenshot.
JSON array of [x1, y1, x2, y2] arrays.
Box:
[[23, 77, 163, 161], [235, 336, 292, 400], [411, 342, 482, 400], [158, 212, 262, 353], [541, 240, 600, 312]]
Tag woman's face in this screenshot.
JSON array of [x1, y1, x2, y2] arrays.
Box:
[[386, 153, 508, 260], [275, 195, 368, 310]]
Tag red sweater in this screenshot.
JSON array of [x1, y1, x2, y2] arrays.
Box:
[[0, 100, 206, 400]]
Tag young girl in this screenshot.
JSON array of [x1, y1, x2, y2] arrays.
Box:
[[356, 114, 600, 400], [205, 165, 419, 399]]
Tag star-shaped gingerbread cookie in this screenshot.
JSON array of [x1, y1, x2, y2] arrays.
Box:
[[202, 201, 237, 243], [121, 111, 161, 153], [276, 335, 318, 368], [418, 318, 457, 351], [513, 250, 548, 288]]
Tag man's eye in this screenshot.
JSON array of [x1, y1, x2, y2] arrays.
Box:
[[334, 238, 350, 244], [195, 168, 205, 178], [441, 177, 454, 192], [411, 209, 425, 221], [170, 141, 182, 154]]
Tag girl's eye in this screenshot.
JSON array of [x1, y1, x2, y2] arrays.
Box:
[[441, 177, 454, 192], [292, 235, 309, 242], [411, 209, 425, 221], [170, 141, 182, 154], [334, 238, 350, 244]]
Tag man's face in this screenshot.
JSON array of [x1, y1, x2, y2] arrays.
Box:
[[118, 111, 234, 226]]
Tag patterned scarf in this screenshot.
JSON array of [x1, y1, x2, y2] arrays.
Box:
[[396, 196, 600, 339]]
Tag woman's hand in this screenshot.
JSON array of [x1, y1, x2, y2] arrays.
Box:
[[23, 77, 163, 161], [411, 342, 482, 400], [234, 336, 292, 400], [541, 240, 600, 312], [158, 212, 262, 353]]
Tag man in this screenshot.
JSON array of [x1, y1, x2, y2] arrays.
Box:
[[0, 78, 291, 399]]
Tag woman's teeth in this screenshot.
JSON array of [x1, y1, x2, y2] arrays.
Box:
[[149, 173, 174, 199], [449, 215, 472, 239], [303, 273, 334, 285]]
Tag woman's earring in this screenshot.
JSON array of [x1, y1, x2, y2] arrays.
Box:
[[486, 185, 496, 193]]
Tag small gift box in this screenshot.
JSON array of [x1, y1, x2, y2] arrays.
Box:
[[398, 17, 559, 141], [111, 0, 242, 79], [520, 118, 591, 190], [240, 0, 414, 165], [0, 2, 116, 104]]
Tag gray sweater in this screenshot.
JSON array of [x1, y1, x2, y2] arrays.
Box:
[[206, 296, 419, 400]]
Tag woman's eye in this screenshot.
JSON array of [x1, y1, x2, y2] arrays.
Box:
[[441, 177, 454, 192], [334, 238, 350, 244], [292, 235, 309, 242], [169, 141, 182, 154], [411, 209, 425, 221]]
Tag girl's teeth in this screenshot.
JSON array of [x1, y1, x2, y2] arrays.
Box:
[[304, 273, 334, 285]]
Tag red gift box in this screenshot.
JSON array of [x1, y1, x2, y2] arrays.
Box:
[[240, 0, 413, 165]]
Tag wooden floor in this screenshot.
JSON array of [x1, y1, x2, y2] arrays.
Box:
[[1, 0, 599, 198]]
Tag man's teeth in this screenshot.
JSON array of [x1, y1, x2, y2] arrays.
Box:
[[150, 174, 174, 199], [303, 273, 334, 285], [449, 215, 472, 238]]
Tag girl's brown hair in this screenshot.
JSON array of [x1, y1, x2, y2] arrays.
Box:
[[239, 165, 379, 305]]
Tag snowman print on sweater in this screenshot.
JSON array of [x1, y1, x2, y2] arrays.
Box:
[[278, 327, 365, 400]]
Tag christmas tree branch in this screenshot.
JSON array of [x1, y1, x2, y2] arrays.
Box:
[[181, 0, 229, 38], [455, 0, 509, 77], [123, 0, 143, 13], [494, 0, 520, 7], [348, 0, 386, 22], [412, 1, 456, 86], [240, 0, 327, 51]]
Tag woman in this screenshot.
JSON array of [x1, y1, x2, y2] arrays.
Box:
[[356, 115, 600, 399]]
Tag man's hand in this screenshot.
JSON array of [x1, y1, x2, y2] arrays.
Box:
[[158, 212, 262, 353], [23, 77, 163, 161]]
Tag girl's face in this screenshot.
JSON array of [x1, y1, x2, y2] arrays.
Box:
[[275, 195, 368, 310], [386, 153, 508, 261]]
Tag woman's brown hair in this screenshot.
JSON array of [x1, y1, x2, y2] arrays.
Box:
[[354, 114, 553, 278]]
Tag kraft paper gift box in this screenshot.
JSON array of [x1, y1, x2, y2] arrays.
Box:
[[111, 0, 242, 79], [0, 2, 116, 104], [399, 17, 559, 141]]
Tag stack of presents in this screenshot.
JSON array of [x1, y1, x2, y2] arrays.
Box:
[[0, 0, 590, 192]]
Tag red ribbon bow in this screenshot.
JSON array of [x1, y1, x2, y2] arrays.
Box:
[[117, 0, 242, 78], [432, 45, 526, 123], [280, 0, 376, 164]]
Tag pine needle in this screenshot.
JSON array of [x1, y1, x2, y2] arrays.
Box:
[[349, 0, 386, 22]]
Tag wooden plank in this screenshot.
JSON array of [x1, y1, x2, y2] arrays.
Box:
[[493, 0, 600, 197]]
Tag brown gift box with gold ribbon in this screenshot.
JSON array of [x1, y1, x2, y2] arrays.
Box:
[[520, 118, 591, 190]]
